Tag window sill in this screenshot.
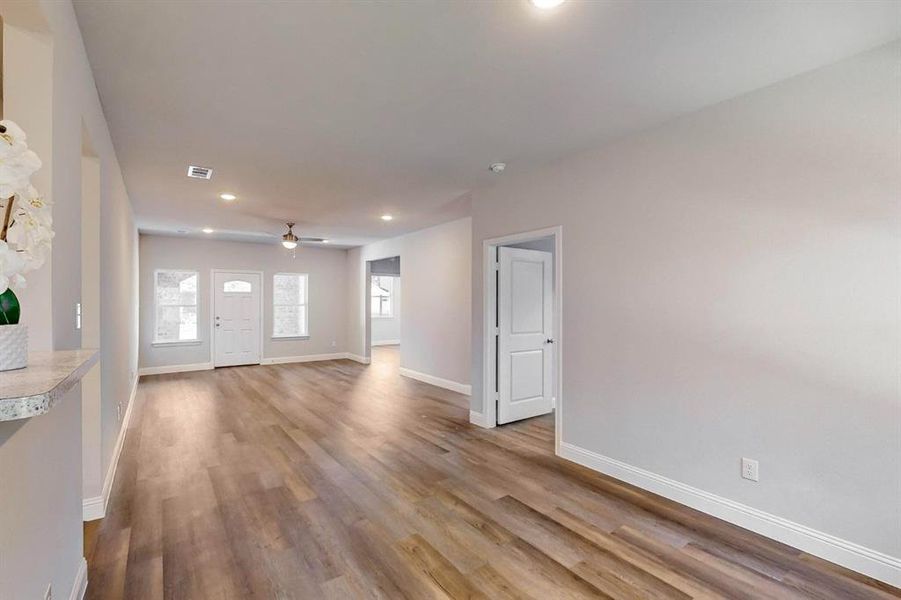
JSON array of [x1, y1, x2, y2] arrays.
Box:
[[152, 340, 202, 347], [272, 335, 310, 341]]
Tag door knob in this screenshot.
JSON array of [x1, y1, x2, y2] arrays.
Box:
[[545, 338, 554, 344]]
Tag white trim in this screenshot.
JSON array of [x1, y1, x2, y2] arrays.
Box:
[[481, 225, 563, 436], [261, 353, 346, 365], [371, 339, 400, 346], [558, 441, 901, 588], [469, 410, 492, 428], [69, 557, 88, 600], [137, 362, 213, 376], [83, 375, 137, 521], [151, 339, 201, 347], [210, 269, 264, 368], [400, 367, 471, 395], [82, 495, 104, 521], [345, 353, 371, 364]]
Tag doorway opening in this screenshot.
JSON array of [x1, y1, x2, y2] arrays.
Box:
[[480, 226, 562, 451], [368, 256, 400, 370]]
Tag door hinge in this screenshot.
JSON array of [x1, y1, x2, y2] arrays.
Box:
[[494, 261, 499, 271], [494, 326, 499, 335]]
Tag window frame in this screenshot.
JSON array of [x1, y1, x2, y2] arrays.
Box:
[[152, 268, 201, 346], [272, 272, 310, 340], [371, 275, 396, 319]]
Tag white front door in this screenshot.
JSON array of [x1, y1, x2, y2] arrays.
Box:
[[213, 271, 262, 367], [497, 247, 554, 424]]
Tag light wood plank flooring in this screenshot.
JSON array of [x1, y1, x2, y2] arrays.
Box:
[[85, 346, 900, 599]]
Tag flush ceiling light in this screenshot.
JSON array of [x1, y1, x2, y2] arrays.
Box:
[[281, 222, 299, 249], [489, 162, 506, 173], [322, 239, 330, 243], [219, 193, 237, 201], [530, 0, 566, 8], [202, 227, 214, 234], [381, 214, 393, 221]]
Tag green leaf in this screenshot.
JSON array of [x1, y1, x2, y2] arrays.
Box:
[[0, 288, 20, 325]]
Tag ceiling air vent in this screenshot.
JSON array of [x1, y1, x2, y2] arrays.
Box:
[[186, 165, 213, 179]]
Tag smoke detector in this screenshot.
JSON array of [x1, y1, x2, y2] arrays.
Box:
[[186, 165, 213, 179], [489, 162, 506, 174]]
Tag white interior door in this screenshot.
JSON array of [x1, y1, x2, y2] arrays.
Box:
[[213, 271, 261, 367], [497, 247, 554, 424]]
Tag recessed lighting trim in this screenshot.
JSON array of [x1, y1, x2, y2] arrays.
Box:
[[530, 0, 565, 9], [219, 193, 237, 201], [381, 214, 393, 221], [202, 227, 214, 234]]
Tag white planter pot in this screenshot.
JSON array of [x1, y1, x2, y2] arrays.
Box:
[[0, 324, 27, 371]]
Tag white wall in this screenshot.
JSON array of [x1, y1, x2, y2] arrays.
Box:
[[347, 217, 471, 386], [470, 42, 900, 579], [139, 234, 349, 369], [371, 276, 401, 345]]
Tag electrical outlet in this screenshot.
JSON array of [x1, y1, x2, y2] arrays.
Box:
[[44, 583, 52, 600], [331, 340, 336, 348], [741, 458, 759, 482]]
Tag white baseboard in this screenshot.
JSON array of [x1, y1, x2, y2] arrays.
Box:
[[69, 557, 87, 600], [371, 339, 400, 346], [83, 375, 137, 522], [262, 352, 347, 365], [345, 353, 371, 364], [558, 441, 901, 588], [82, 495, 104, 521], [399, 367, 471, 395], [469, 410, 493, 428], [138, 362, 212, 376]]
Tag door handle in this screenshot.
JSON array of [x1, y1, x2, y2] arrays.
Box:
[[545, 338, 554, 344]]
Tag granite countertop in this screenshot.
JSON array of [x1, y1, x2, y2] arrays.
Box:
[[0, 349, 99, 422]]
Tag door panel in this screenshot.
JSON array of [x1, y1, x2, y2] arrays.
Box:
[[498, 247, 553, 424], [213, 271, 261, 367]]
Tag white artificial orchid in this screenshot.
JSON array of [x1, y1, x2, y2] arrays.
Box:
[[0, 240, 27, 293], [0, 120, 41, 199], [6, 186, 53, 271], [0, 120, 51, 296]]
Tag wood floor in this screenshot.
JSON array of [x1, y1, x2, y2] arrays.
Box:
[[85, 346, 899, 599]]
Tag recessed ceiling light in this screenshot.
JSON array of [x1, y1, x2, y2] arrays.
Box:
[[219, 193, 237, 201], [381, 214, 393, 221], [202, 227, 214, 234], [489, 162, 506, 173], [530, 0, 565, 9]]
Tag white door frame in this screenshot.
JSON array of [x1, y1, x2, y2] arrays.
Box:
[[479, 226, 563, 452], [209, 269, 264, 367], [363, 254, 401, 363]]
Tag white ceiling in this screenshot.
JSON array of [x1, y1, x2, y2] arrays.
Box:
[[73, 1, 900, 247]]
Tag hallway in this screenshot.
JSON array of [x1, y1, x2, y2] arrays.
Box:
[[83, 349, 895, 599]]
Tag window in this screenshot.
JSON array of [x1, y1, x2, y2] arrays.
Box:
[[273, 273, 308, 338], [154, 269, 198, 343], [371, 275, 395, 318], [223, 280, 252, 293]]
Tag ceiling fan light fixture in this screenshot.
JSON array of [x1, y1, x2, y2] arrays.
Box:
[[281, 222, 299, 249]]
